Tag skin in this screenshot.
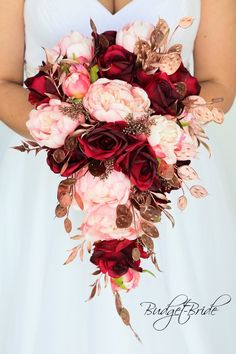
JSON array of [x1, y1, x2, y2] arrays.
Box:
[[0, 0, 235, 139]]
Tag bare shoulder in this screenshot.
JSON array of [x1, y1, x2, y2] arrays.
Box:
[[0, 1, 25, 84], [193, 0, 236, 92]]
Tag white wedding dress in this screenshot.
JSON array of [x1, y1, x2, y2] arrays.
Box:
[[0, 1, 235, 354]]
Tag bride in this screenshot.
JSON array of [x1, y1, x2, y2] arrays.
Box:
[[0, 1, 235, 354]]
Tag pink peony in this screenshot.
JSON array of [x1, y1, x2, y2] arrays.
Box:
[[63, 64, 91, 99], [148, 115, 185, 164], [116, 21, 154, 53], [83, 78, 150, 122], [54, 31, 94, 63], [110, 268, 141, 292], [26, 99, 79, 148], [80, 204, 137, 242], [75, 169, 131, 210]]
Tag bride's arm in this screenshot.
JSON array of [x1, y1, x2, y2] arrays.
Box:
[[0, 1, 33, 138], [193, 0, 236, 113]]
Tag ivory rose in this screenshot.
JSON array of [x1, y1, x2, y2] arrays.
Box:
[[75, 169, 131, 210], [54, 31, 94, 62], [80, 204, 137, 242], [110, 269, 141, 292], [148, 115, 184, 164], [63, 64, 91, 99], [116, 21, 154, 53], [26, 99, 79, 148], [83, 78, 150, 122]]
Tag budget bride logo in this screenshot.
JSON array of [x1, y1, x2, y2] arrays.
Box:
[[140, 294, 232, 331]]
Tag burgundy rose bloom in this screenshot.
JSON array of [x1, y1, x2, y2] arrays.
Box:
[[90, 239, 149, 278], [25, 71, 58, 106], [143, 71, 181, 116], [78, 122, 142, 160], [47, 148, 87, 177], [98, 44, 137, 83], [115, 143, 158, 191], [169, 63, 201, 97]]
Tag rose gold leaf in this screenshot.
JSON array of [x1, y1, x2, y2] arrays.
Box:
[[153, 18, 170, 48], [55, 204, 67, 218], [132, 248, 141, 261], [25, 140, 40, 147], [97, 280, 101, 296], [53, 149, 66, 163], [87, 241, 92, 253], [60, 178, 77, 186], [120, 307, 130, 326], [178, 165, 199, 180], [177, 195, 188, 210], [115, 291, 122, 315], [141, 221, 159, 238], [162, 209, 175, 227], [60, 161, 69, 175], [199, 140, 211, 157], [63, 246, 79, 265], [90, 18, 97, 34], [151, 254, 162, 272], [70, 234, 84, 240], [141, 235, 154, 252], [79, 245, 84, 261], [211, 108, 224, 124], [104, 273, 109, 288], [86, 284, 97, 302], [168, 44, 183, 54], [158, 52, 181, 75], [158, 163, 175, 180], [179, 17, 194, 28], [59, 193, 72, 208], [64, 217, 72, 233], [74, 191, 84, 210], [92, 269, 101, 276], [190, 185, 208, 198], [12, 145, 27, 152]]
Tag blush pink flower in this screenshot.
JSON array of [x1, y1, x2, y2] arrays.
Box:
[[110, 269, 141, 292], [83, 78, 150, 122], [75, 169, 131, 210], [26, 99, 79, 148], [54, 31, 94, 63], [63, 64, 91, 99], [148, 115, 184, 164], [80, 204, 137, 242], [116, 21, 154, 53]]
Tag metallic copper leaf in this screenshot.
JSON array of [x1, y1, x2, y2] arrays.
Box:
[[141, 221, 159, 238], [158, 162, 175, 180], [178, 16, 194, 28], [64, 136, 78, 151], [116, 204, 130, 217], [174, 82, 187, 99], [74, 191, 84, 210], [120, 308, 130, 326], [92, 270, 101, 276], [53, 149, 66, 163], [177, 195, 188, 211], [152, 18, 170, 49], [177, 165, 199, 181], [55, 204, 67, 218], [86, 284, 97, 302], [151, 254, 162, 272], [115, 291, 122, 315], [158, 52, 182, 75], [162, 209, 175, 227], [59, 192, 72, 208], [141, 234, 154, 252], [168, 44, 182, 54], [64, 217, 72, 233], [116, 214, 132, 229], [132, 248, 141, 261], [140, 205, 161, 222], [88, 160, 106, 177], [190, 185, 208, 198], [60, 178, 77, 186], [63, 246, 80, 265]]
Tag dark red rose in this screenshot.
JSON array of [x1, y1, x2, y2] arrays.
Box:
[[25, 71, 58, 106], [115, 143, 158, 191], [169, 63, 201, 97], [47, 148, 87, 177], [90, 239, 149, 278], [101, 30, 117, 46], [98, 44, 137, 83], [143, 71, 181, 115], [78, 122, 142, 160]]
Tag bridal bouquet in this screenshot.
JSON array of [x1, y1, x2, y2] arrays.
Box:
[[15, 17, 223, 338]]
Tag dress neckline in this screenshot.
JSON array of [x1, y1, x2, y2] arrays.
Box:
[[97, 0, 135, 16]]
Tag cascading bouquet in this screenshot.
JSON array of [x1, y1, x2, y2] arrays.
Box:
[[15, 17, 224, 339]]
